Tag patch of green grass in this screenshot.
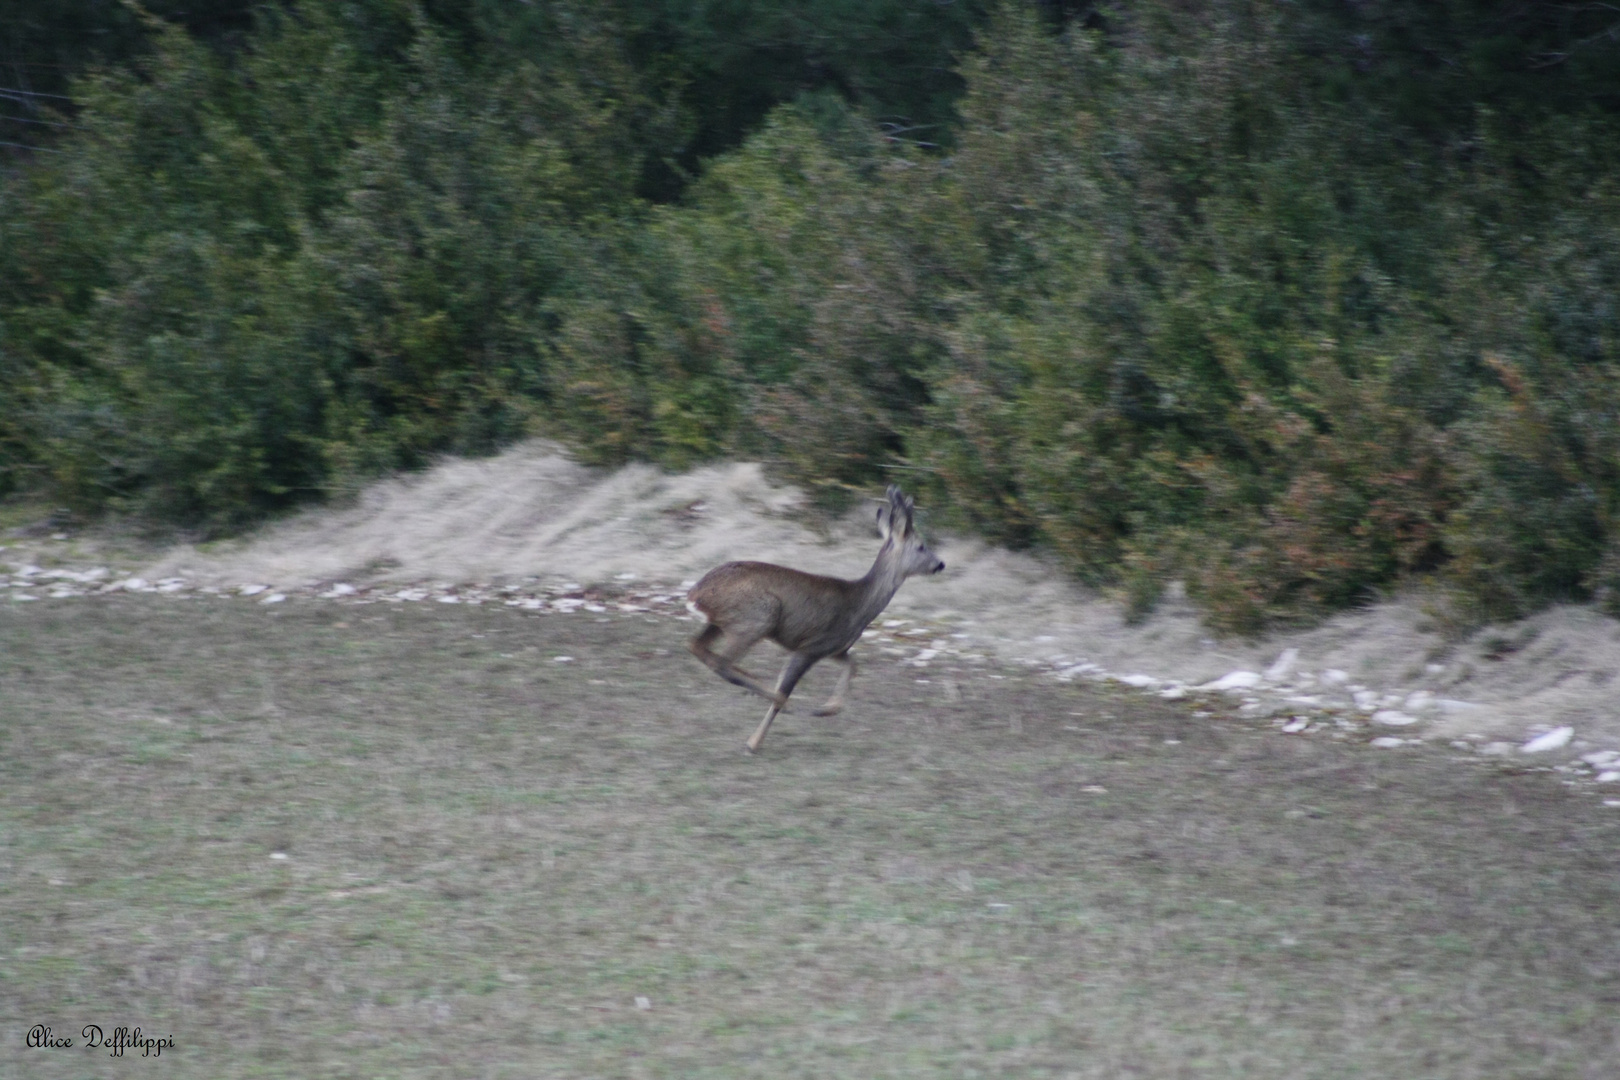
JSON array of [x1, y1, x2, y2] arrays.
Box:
[[2, 595, 1619, 1078]]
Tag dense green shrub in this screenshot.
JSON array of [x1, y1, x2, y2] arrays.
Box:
[[4, 0, 1619, 629], [1, 4, 649, 527]]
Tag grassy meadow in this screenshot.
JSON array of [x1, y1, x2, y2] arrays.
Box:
[[2, 594, 1618, 1077]]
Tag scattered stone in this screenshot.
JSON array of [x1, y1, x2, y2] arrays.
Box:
[[1202, 670, 1262, 692], [1521, 727, 1574, 754], [1372, 710, 1419, 727], [1264, 648, 1299, 681], [1369, 736, 1407, 748], [1403, 691, 1435, 712]]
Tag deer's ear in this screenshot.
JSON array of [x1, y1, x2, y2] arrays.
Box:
[[876, 503, 892, 539]]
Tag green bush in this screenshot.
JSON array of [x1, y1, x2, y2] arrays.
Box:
[[3, 0, 1619, 630]]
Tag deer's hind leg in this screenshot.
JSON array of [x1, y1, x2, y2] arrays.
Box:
[[689, 622, 788, 707], [744, 651, 818, 754]]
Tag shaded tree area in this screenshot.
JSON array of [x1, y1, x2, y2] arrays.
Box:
[[3, 1, 1619, 630]]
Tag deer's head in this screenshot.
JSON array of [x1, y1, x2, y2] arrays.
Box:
[[877, 484, 945, 578]]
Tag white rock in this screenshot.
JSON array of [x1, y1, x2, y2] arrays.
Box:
[[1281, 717, 1309, 733], [1202, 670, 1262, 692], [1159, 686, 1186, 700], [1520, 727, 1574, 754], [261, 593, 286, 604], [1119, 674, 1158, 688], [1370, 736, 1407, 748], [1372, 710, 1419, 727], [1353, 689, 1380, 711], [1597, 771, 1620, 783], [1322, 669, 1349, 684], [1264, 648, 1299, 681], [1480, 742, 1516, 756], [321, 583, 357, 597], [239, 583, 268, 596], [1403, 691, 1435, 712], [1581, 750, 1620, 768]]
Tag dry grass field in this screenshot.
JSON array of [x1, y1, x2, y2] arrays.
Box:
[[3, 594, 1619, 1078]]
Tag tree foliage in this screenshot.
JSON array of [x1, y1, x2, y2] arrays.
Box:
[[4, 0, 1619, 628]]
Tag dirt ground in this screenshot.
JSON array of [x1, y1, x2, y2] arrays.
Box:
[[3, 594, 1619, 1077]]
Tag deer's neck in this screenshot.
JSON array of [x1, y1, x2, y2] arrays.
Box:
[[852, 543, 907, 628]]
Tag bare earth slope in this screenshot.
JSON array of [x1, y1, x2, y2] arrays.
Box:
[[16, 439, 1620, 761]]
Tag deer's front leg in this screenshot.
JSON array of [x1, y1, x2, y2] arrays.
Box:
[[744, 652, 817, 754], [811, 652, 856, 716]]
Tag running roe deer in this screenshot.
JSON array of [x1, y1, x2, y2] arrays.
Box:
[[687, 484, 945, 752]]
